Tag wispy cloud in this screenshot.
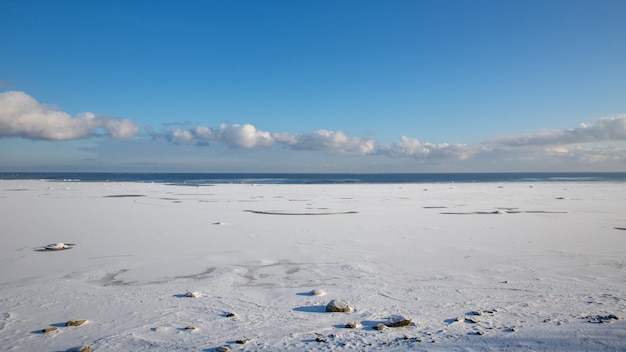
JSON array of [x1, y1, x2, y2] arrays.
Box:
[[544, 144, 626, 164], [0, 91, 139, 140], [491, 116, 626, 147]]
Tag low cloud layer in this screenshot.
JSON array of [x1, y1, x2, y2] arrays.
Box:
[[492, 116, 626, 147], [0, 91, 139, 140], [2, 90, 625, 168], [169, 124, 378, 155], [177, 125, 476, 159], [149, 116, 626, 164]]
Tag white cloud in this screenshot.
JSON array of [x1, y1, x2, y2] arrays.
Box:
[[191, 125, 376, 154], [0, 91, 139, 140], [493, 115, 626, 147], [276, 130, 377, 154], [172, 124, 471, 159], [194, 124, 274, 148], [168, 128, 194, 144], [379, 136, 479, 160], [99, 116, 141, 138], [194, 126, 217, 140], [6, 89, 623, 170], [221, 124, 274, 148]]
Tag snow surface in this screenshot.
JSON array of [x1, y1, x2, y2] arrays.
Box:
[[1, 180, 625, 351]]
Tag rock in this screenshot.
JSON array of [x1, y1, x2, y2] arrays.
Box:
[[373, 324, 386, 331], [469, 311, 483, 316], [225, 312, 236, 318], [66, 319, 86, 327], [77, 346, 90, 352], [235, 339, 248, 344], [384, 316, 411, 328], [185, 291, 201, 298], [45, 243, 71, 250], [465, 317, 481, 324], [402, 335, 422, 343], [216, 347, 229, 352], [184, 326, 196, 330], [345, 321, 358, 329], [325, 300, 352, 313], [310, 289, 326, 296], [315, 337, 328, 343], [585, 314, 620, 323], [41, 327, 58, 333]]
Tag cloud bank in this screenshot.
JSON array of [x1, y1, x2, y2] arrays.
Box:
[[2, 91, 625, 168], [173, 125, 478, 160], [0, 91, 139, 140], [168, 124, 379, 155]]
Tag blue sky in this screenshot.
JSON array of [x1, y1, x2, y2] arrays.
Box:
[[1, 0, 625, 172]]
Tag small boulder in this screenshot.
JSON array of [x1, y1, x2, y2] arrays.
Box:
[[66, 319, 86, 327], [310, 289, 326, 296], [373, 324, 386, 331], [325, 300, 352, 313], [41, 327, 58, 333], [385, 316, 412, 328], [345, 321, 358, 329], [185, 291, 201, 298], [78, 346, 90, 352], [184, 326, 196, 330], [45, 243, 71, 250], [235, 339, 248, 344]]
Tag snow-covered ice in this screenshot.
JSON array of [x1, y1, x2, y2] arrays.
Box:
[[1, 180, 625, 351]]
